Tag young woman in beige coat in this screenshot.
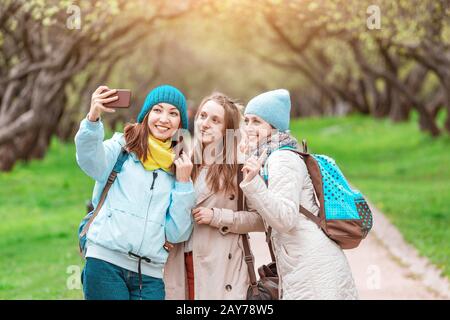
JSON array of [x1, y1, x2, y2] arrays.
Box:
[[240, 89, 358, 300], [163, 93, 265, 300]]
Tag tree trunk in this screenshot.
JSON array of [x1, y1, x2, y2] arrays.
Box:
[[389, 96, 410, 122], [0, 0, 195, 171], [440, 78, 450, 133], [0, 142, 18, 171]]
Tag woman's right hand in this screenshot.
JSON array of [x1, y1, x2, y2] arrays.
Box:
[[87, 86, 119, 122], [242, 150, 267, 183]]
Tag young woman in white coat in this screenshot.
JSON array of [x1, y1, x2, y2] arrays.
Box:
[[240, 89, 358, 300], [164, 93, 265, 300]]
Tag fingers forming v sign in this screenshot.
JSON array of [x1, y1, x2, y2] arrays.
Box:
[[241, 149, 268, 182]]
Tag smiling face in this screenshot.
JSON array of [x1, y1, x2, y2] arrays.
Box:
[[147, 103, 181, 141], [243, 114, 274, 148], [196, 100, 225, 146]]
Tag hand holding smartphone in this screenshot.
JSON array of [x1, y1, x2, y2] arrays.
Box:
[[88, 86, 132, 122], [103, 89, 131, 108]]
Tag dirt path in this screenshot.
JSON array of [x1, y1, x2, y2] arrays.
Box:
[[249, 203, 449, 300]]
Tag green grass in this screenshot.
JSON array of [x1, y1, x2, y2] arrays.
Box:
[[0, 114, 449, 299], [0, 139, 93, 299], [291, 113, 450, 278]]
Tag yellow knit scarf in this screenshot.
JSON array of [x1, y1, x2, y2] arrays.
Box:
[[140, 134, 175, 173]]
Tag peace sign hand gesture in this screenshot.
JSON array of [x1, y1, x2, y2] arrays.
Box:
[[241, 150, 268, 183]]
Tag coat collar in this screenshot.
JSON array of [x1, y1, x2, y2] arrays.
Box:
[[194, 167, 214, 206], [193, 143, 228, 207], [196, 190, 214, 206]]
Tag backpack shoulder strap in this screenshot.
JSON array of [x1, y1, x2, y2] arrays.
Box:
[[238, 164, 276, 295], [264, 144, 325, 229], [286, 146, 326, 229], [262, 145, 309, 181], [80, 148, 129, 237], [113, 147, 129, 172]]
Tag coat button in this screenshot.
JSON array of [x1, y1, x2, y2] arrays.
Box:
[[228, 253, 232, 259], [221, 226, 229, 233], [225, 285, 232, 291], [229, 194, 235, 200]]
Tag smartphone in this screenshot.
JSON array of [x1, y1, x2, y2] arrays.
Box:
[[104, 89, 131, 108]]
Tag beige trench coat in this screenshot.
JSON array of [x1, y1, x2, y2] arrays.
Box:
[[240, 150, 358, 300], [164, 168, 265, 300]]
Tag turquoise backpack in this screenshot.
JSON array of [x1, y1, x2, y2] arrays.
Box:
[[263, 140, 373, 249]]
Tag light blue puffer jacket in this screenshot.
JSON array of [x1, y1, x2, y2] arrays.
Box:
[[75, 118, 195, 278]]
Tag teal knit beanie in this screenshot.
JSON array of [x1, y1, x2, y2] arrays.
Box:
[[137, 85, 188, 129], [244, 89, 291, 132]]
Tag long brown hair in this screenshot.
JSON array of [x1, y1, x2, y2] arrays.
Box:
[[191, 92, 242, 195], [124, 112, 152, 162]]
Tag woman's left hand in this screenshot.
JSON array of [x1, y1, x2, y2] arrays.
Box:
[[174, 152, 193, 183], [192, 207, 213, 225]]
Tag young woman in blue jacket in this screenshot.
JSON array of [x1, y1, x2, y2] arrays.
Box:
[[75, 85, 195, 300]]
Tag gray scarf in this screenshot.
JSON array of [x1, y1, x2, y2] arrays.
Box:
[[250, 131, 299, 159]]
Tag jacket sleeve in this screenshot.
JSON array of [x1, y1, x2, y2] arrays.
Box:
[[165, 181, 195, 243], [239, 150, 306, 233], [74, 117, 122, 183], [209, 207, 266, 235]]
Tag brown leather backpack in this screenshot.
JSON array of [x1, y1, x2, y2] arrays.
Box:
[[242, 232, 278, 300]]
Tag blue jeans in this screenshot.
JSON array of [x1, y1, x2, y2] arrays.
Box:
[[82, 257, 165, 300]]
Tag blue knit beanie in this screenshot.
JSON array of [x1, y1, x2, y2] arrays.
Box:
[[137, 85, 188, 129], [244, 89, 291, 132]]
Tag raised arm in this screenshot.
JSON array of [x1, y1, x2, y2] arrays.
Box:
[[240, 151, 306, 233], [165, 181, 195, 243], [74, 86, 122, 182], [75, 118, 124, 182], [165, 152, 195, 243]]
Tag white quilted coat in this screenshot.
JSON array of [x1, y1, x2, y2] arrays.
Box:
[[240, 150, 358, 300]]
